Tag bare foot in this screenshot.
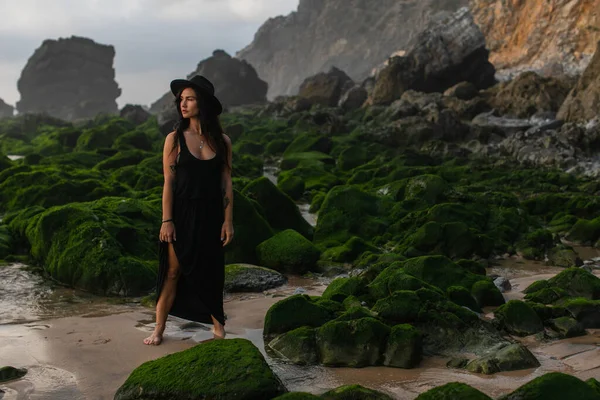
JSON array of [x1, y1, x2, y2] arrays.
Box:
[[143, 332, 163, 345], [212, 326, 226, 340]]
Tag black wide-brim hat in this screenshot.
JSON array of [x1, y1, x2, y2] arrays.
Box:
[[170, 75, 223, 115]]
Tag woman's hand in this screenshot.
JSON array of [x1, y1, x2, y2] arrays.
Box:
[[160, 221, 176, 243], [221, 222, 234, 246]]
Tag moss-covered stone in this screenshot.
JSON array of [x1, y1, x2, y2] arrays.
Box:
[[415, 382, 492, 400], [316, 317, 390, 367], [321, 384, 393, 400], [256, 229, 320, 274], [465, 343, 540, 374], [224, 264, 287, 292], [0, 224, 13, 259], [278, 174, 305, 200], [547, 245, 582, 268], [372, 290, 421, 323], [559, 298, 600, 329], [263, 294, 333, 337], [524, 279, 549, 294], [545, 267, 600, 299], [225, 189, 274, 264], [268, 326, 318, 365], [402, 255, 482, 291], [456, 259, 486, 276], [383, 324, 422, 368], [566, 217, 600, 245], [524, 287, 568, 304], [0, 366, 27, 383], [272, 393, 321, 400], [471, 280, 505, 307], [404, 174, 447, 205], [494, 300, 544, 336], [321, 236, 381, 263], [498, 372, 600, 400], [447, 286, 482, 312], [587, 378, 600, 395], [322, 277, 366, 302], [547, 316, 585, 338], [243, 177, 313, 239], [334, 306, 378, 322], [114, 338, 285, 400]]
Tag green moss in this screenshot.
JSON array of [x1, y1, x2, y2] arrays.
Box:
[[112, 130, 153, 151], [322, 277, 366, 302], [256, 229, 320, 274], [224, 264, 286, 292], [265, 139, 291, 156], [0, 366, 27, 383], [494, 300, 543, 336], [334, 306, 377, 322], [547, 316, 585, 338], [281, 151, 334, 170], [316, 317, 390, 367], [404, 174, 447, 205], [372, 290, 421, 323], [114, 338, 285, 400], [278, 174, 305, 200], [546, 267, 600, 299], [383, 324, 422, 368], [402, 255, 482, 291], [321, 236, 380, 263], [95, 150, 152, 171], [415, 382, 492, 399], [498, 372, 600, 400], [272, 393, 321, 400], [321, 384, 393, 400], [465, 343, 540, 374], [233, 140, 265, 156], [524, 287, 568, 304], [587, 378, 600, 395], [524, 279, 549, 294], [566, 217, 600, 245], [447, 286, 481, 312], [338, 146, 369, 171], [268, 326, 318, 365], [263, 294, 333, 337], [233, 153, 263, 179], [471, 280, 505, 307], [456, 259, 486, 275], [243, 177, 313, 239], [76, 118, 135, 151]]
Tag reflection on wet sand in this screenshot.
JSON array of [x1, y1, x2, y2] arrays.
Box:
[[1, 250, 600, 399]]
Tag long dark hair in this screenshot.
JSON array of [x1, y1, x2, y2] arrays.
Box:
[[171, 87, 230, 172]]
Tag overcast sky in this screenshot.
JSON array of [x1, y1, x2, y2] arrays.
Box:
[[0, 0, 299, 108]]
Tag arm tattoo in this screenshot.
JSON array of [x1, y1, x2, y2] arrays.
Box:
[[169, 164, 176, 174], [223, 196, 230, 210]]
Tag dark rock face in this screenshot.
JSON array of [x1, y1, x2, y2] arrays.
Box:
[[558, 41, 600, 122], [298, 67, 353, 107], [237, 0, 468, 99], [17, 36, 121, 121], [370, 8, 496, 105], [0, 98, 14, 118], [150, 50, 267, 134], [119, 104, 150, 125]]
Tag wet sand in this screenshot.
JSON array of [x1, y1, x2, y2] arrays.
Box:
[[2, 254, 600, 399]]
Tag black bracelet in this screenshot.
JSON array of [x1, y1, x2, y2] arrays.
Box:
[[162, 219, 173, 223]]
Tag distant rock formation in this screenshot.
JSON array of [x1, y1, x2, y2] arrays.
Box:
[[0, 98, 13, 118], [369, 7, 496, 105], [236, 0, 469, 99], [297, 67, 354, 107], [120, 104, 151, 125], [150, 50, 267, 134], [17, 36, 121, 121], [471, 0, 600, 78], [558, 41, 600, 122]]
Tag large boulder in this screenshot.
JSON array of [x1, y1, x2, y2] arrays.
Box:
[[263, 294, 333, 338], [370, 7, 495, 105], [256, 229, 320, 274], [416, 382, 492, 399], [465, 343, 540, 374], [119, 104, 151, 125], [499, 372, 600, 400], [297, 67, 353, 107], [114, 339, 286, 400], [17, 36, 121, 120], [0, 98, 14, 118], [558, 41, 600, 121], [224, 264, 287, 292], [494, 300, 544, 336], [321, 385, 393, 400]]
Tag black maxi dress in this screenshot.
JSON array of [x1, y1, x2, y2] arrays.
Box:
[[156, 130, 226, 326]]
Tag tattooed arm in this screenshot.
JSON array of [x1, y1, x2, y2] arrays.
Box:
[[221, 134, 234, 246], [159, 132, 178, 243]]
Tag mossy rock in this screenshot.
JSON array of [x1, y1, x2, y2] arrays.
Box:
[[0, 224, 13, 259], [242, 177, 313, 239], [402, 255, 482, 291], [322, 276, 366, 302], [224, 264, 287, 292], [256, 229, 320, 274], [587, 378, 600, 395], [516, 229, 554, 260], [523, 279, 549, 294], [272, 393, 321, 400], [465, 343, 540, 374], [263, 294, 333, 337], [545, 267, 600, 299], [268, 326, 318, 365], [233, 153, 263, 179], [0, 366, 27, 383], [498, 372, 600, 400], [314, 185, 390, 245], [281, 151, 335, 170], [338, 146, 370, 171], [447, 286, 481, 312], [547, 245, 582, 268], [547, 316, 585, 338], [283, 133, 332, 156], [334, 306, 378, 322], [76, 118, 135, 151], [112, 130, 154, 151], [316, 317, 390, 367], [321, 236, 380, 263], [383, 324, 422, 368], [559, 298, 600, 329], [233, 140, 265, 156], [456, 259, 486, 276], [321, 384, 393, 400], [368, 263, 440, 299], [278, 174, 305, 200], [494, 300, 543, 336], [415, 382, 492, 399], [265, 139, 291, 156], [524, 287, 568, 304], [372, 290, 421, 323], [114, 338, 285, 400], [225, 189, 274, 265], [404, 174, 447, 205], [565, 217, 600, 245], [94, 150, 152, 171], [471, 280, 505, 307]]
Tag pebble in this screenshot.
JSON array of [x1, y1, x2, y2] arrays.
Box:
[[293, 287, 307, 295], [494, 277, 512, 293]]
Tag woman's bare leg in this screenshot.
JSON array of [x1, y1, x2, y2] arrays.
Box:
[[211, 315, 226, 339], [144, 244, 180, 345]]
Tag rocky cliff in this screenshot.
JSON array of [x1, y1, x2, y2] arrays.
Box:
[[471, 0, 600, 78], [236, 0, 468, 99], [17, 36, 121, 121], [0, 99, 13, 118]]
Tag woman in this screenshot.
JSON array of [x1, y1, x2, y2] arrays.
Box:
[[144, 75, 233, 345]]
